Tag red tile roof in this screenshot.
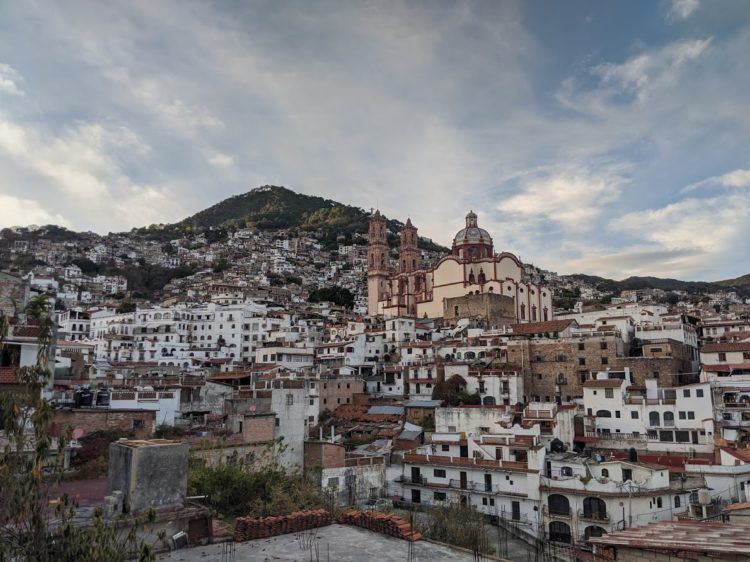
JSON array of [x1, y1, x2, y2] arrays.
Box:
[[702, 342, 750, 353], [588, 521, 750, 554], [509, 319, 574, 336]]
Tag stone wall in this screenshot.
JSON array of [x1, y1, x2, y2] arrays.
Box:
[[51, 409, 156, 440], [443, 293, 515, 329], [107, 440, 188, 514]]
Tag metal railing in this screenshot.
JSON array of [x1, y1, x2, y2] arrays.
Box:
[[577, 509, 610, 523]]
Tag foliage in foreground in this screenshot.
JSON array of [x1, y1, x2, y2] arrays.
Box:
[[415, 504, 495, 556], [0, 297, 156, 561], [187, 448, 327, 517]]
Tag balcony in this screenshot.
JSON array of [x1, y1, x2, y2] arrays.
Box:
[[542, 505, 571, 519], [577, 509, 610, 523], [449, 478, 477, 491]]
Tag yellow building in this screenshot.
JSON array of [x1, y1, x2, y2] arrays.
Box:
[[367, 210, 552, 322]]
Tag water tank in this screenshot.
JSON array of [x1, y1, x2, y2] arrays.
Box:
[[79, 388, 93, 407], [698, 489, 712, 505], [96, 389, 111, 406]]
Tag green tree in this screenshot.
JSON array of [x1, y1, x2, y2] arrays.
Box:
[[0, 306, 155, 561], [116, 298, 137, 314]]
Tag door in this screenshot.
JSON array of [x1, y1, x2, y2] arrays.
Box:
[[460, 444, 469, 458], [411, 489, 421, 504], [512, 501, 521, 521], [411, 467, 421, 484], [460, 471, 467, 489], [484, 473, 492, 492]]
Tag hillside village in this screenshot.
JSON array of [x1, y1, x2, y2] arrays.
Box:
[[3, 189, 750, 560]]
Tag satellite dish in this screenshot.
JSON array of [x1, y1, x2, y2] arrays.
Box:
[[73, 427, 85, 439]]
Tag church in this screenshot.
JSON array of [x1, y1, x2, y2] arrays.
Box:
[[367, 210, 552, 324]]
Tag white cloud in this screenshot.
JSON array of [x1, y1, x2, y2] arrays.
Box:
[[590, 38, 712, 102], [0, 63, 24, 96], [682, 168, 750, 193], [608, 191, 750, 278], [497, 167, 624, 230], [0, 195, 68, 228], [667, 0, 700, 22]]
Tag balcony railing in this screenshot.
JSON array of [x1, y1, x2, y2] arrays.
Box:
[[577, 509, 610, 523], [542, 505, 571, 519], [449, 478, 477, 491]]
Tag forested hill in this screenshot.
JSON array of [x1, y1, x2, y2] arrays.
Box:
[[133, 185, 448, 251]]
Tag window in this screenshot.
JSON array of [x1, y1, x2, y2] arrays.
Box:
[[433, 469, 446, 478], [561, 466, 573, 477], [615, 411, 621, 418], [601, 469, 609, 478], [679, 411, 686, 420], [696, 389, 704, 398], [601, 357, 608, 366], [688, 412, 695, 420], [631, 411, 639, 419], [580, 372, 588, 383], [600, 342, 608, 350], [286, 394, 294, 405], [718, 352, 727, 362], [579, 358, 586, 366], [605, 388, 614, 399], [656, 497, 663, 508], [441, 444, 450, 452], [675, 496, 681, 508], [132, 419, 145, 429], [433, 492, 446, 501], [578, 342, 585, 351], [622, 469, 632, 481], [327, 477, 339, 488], [683, 389, 691, 398]]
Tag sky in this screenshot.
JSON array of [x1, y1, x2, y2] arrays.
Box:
[[0, 0, 748, 281]]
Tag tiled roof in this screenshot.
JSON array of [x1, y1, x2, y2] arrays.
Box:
[[702, 342, 750, 353], [509, 319, 574, 336], [583, 379, 624, 388], [588, 521, 750, 554]]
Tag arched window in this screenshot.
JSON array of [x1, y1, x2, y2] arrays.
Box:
[[596, 410, 612, 418], [543, 307, 549, 321], [478, 269, 486, 284], [482, 396, 496, 405], [601, 469, 609, 478], [649, 411, 660, 426], [583, 497, 607, 520], [548, 521, 571, 544], [584, 526, 606, 540], [468, 270, 475, 284], [520, 304, 526, 320], [548, 494, 570, 516], [532, 305, 537, 321], [560, 466, 573, 477]]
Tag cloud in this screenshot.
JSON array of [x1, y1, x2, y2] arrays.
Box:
[[608, 191, 750, 279], [0, 195, 68, 228], [497, 167, 624, 230], [667, 0, 700, 22], [590, 38, 712, 103], [682, 168, 750, 193], [0, 63, 24, 96]]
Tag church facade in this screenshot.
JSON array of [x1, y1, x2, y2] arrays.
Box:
[[367, 210, 553, 323]]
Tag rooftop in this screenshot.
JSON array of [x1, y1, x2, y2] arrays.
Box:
[[589, 521, 750, 555]]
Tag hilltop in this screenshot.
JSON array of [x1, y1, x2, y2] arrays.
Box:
[[132, 185, 448, 252]]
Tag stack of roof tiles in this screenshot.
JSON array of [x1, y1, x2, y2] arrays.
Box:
[[233, 509, 332, 541], [337, 509, 421, 542]]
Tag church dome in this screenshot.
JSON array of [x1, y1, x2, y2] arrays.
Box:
[[453, 211, 493, 247], [452, 211, 494, 260]]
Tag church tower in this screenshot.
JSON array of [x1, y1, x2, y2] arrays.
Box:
[[367, 210, 389, 315], [399, 218, 419, 274]]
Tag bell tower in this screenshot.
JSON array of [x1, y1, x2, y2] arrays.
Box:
[[399, 218, 419, 274], [367, 210, 389, 315]]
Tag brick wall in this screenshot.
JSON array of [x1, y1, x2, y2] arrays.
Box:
[[304, 441, 346, 470], [319, 378, 364, 411], [50, 409, 156, 439], [242, 414, 275, 444]]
